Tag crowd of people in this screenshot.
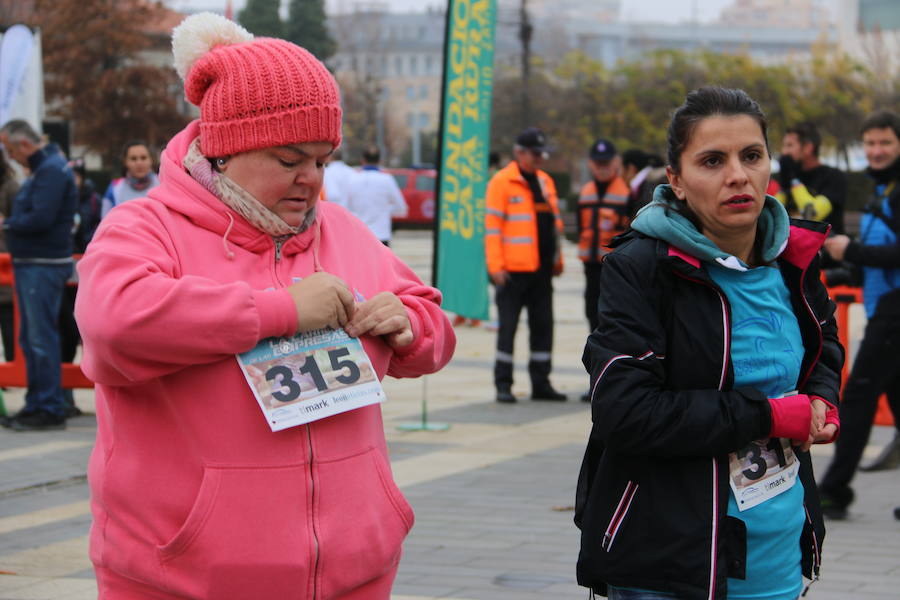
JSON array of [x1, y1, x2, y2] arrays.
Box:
[[0, 123, 163, 429], [0, 8, 899, 600]]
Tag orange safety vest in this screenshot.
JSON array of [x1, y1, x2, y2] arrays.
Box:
[[577, 176, 630, 262], [485, 161, 564, 274]]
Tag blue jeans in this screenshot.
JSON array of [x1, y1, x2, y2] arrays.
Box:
[[13, 262, 72, 418]]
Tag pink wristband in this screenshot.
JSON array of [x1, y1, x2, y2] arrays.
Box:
[[768, 394, 811, 440]]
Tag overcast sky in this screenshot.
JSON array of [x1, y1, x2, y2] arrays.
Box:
[[166, 0, 837, 24]]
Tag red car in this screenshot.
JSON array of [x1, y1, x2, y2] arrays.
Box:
[[385, 168, 437, 225]]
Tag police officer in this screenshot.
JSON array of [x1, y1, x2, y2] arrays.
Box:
[[576, 138, 631, 333], [485, 127, 565, 403]]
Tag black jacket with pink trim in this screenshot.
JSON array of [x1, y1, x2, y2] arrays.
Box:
[[575, 220, 843, 599]]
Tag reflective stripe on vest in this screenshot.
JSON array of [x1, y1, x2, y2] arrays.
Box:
[[507, 213, 533, 222], [503, 236, 533, 245]]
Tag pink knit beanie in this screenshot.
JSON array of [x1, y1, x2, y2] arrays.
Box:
[[172, 13, 341, 157]]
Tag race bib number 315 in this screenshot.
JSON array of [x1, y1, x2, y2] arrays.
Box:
[[237, 328, 384, 432]]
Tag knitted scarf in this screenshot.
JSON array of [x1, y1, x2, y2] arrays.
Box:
[[182, 137, 315, 236]]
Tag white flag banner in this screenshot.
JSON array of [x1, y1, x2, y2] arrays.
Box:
[[0, 25, 38, 128]]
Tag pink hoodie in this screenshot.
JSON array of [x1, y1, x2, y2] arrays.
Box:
[[75, 121, 456, 599]]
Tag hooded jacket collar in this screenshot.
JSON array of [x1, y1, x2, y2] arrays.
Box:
[[151, 121, 317, 257], [27, 143, 60, 172], [630, 184, 790, 271]]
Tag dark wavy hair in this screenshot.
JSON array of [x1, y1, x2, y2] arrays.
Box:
[[785, 121, 822, 157], [861, 110, 900, 140]]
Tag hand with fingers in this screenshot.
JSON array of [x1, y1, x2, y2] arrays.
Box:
[[344, 292, 413, 348], [489, 270, 509, 286], [810, 396, 838, 445], [286, 272, 356, 332]]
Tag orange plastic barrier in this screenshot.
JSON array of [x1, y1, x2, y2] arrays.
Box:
[[0, 253, 93, 389], [827, 284, 892, 426]]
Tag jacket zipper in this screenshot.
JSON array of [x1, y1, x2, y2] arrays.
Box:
[[794, 264, 824, 390], [802, 505, 821, 591], [601, 481, 638, 552], [307, 425, 319, 599], [673, 269, 729, 600], [796, 263, 824, 591]]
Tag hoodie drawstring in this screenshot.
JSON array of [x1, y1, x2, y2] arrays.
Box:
[[312, 217, 323, 272], [222, 212, 235, 260]]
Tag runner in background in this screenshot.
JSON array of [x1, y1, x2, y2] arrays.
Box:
[[74, 13, 455, 599], [576, 87, 841, 600], [100, 140, 160, 218]]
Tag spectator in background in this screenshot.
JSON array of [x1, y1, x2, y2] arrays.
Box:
[[344, 146, 408, 246], [776, 122, 847, 234], [818, 110, 900, 518], [0, 151, 20, 362], [101, 141, 160, 218], [0, 119, 77, 431], [70, 158, 102, 253], [627, 153, 667, 219], [322, 148, 356, 207], [621, 149, 651, 216], [57, 158, 100, 418]]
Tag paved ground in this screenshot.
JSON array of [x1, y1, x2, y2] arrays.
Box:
[[0, 230, 898, 599]]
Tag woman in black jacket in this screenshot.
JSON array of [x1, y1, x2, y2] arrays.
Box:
[[576, 87, 843, 600]]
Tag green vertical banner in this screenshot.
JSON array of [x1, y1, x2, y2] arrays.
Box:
[[434, 0, 496, 320]]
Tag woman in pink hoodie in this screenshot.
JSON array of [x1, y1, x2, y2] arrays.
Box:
[[75, 13, 455, 600]]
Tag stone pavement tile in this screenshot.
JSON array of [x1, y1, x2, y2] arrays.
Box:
[[388, 583, 467, 599], [0, 429, 94, 495], [0, 496, 89, 530], [447, 586, 580, 600], [0, 575, 96, 599], [402, 398, 588, 426], [0, 516, 91, 558], [395, 440, 584, 599], [66, 569, 95, 580], [0, 537, 90, 578], [388, 440, 453, 460]]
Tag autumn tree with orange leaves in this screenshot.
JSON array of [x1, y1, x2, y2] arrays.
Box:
[[1, 0, 188, 166]]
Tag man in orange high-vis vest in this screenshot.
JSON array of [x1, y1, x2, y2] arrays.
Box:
[[485, 128, 565, 404], [576, 138, 630, 334]]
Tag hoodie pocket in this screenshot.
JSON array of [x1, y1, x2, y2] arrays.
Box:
[[316, 447, 414, 598], [157, 464, 312, 600]]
